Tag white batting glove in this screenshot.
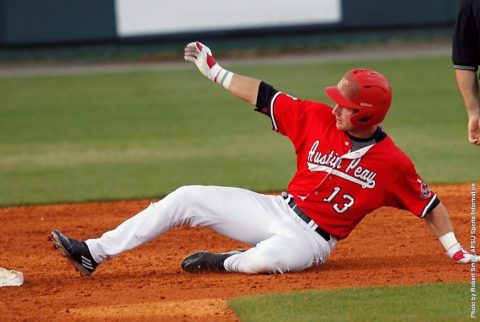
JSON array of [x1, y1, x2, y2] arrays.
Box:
[[448, 243, 480, 264], [184, 41, 233, 89]]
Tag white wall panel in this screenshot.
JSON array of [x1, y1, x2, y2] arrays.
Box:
[[115, 0, 341, 37]]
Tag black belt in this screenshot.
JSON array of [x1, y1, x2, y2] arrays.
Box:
[[282, 193, 331, 241]]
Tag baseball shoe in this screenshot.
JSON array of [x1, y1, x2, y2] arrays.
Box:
[[49, 230, 98, 276], [181, 249, 244, 273]]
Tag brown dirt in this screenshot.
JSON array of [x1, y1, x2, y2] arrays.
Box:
[[0, 183, 475, 321]]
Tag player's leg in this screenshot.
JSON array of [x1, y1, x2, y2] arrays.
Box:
[[84, 185, 283, 264], [181, 205, 335, 274], [223, 219, 334, 274], [174, 186, 336, 274]]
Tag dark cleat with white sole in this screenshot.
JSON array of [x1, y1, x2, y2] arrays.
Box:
[[181, 249, 244, 273], [49, 229, 98, 276]]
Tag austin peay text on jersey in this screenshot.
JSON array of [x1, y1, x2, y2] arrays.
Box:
[[306, 140, 377, 189]]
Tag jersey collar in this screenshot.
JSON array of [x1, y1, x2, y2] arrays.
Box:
[[347, 126, 386, 143]]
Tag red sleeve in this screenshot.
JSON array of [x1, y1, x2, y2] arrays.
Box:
[[270, 93, 302, 141], [387, 159, 439, 218], [270, 92, 332, 147]]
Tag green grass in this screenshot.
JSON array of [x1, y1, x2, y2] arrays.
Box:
[[0, 55, 478, 206], [228, 283, 474, 322]]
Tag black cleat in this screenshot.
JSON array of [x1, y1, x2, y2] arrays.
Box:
[[181, 249, 244, 273], [49, 229, 98, 276]]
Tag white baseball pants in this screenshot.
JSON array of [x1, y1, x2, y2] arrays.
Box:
[[85, 185, 336, 274]]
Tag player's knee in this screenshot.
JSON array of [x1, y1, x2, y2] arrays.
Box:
[[149, 185, 212, 226], [168, 185, 205, 203], [164, 185, 211, 212]]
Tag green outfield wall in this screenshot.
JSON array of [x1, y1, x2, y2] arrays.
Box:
[[0, 0, 459, 48]]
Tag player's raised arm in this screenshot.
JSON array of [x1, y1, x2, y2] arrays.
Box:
[[425, 202, 479, 263], [184, 41, 261, 105]]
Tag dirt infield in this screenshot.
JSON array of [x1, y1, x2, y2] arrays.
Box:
[[0, 184, 474, 321]]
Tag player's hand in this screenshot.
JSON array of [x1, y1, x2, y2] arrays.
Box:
[[184, 41, 222, 81], [449, 244, 479, 264], [467, 115, 480, 145]]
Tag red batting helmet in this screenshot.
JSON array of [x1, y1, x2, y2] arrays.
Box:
[[324, 69, 392, 129]]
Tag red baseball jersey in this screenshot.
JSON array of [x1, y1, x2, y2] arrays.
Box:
[[268, 92, 438, 240]]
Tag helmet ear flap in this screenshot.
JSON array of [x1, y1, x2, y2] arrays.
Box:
[[346, 72, 392, 129]]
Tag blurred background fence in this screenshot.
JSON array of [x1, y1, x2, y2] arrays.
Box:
[[0, 0, 459, 61]]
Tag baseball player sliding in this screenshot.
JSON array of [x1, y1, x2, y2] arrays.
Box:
[[50, 42, 478, 275]]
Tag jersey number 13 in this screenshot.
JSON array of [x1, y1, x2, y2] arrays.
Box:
[[323, 186, 355, 214]]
